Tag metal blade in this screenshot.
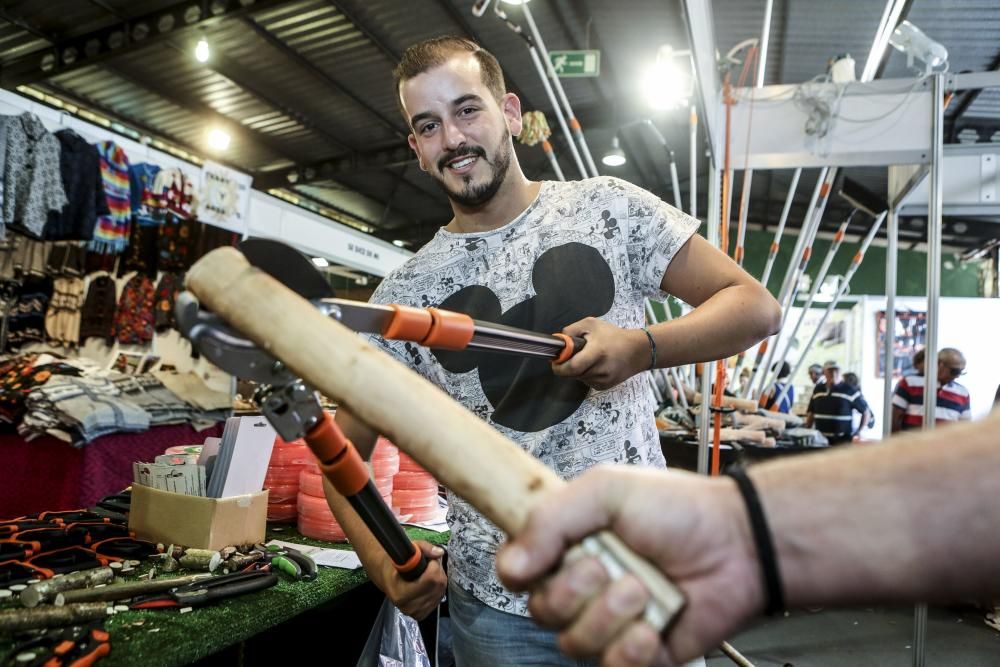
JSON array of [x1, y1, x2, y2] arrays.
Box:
[[238, 238, 334, 300], [318, 299, 395, 335]]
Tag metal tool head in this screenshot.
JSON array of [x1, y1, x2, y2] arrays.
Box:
[[238, 238, 334, 300], [175, 291, 296, 385]]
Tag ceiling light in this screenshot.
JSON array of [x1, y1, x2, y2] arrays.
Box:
[[206, 128, 230, 151], [311, 257, 329, 268], [194, 38, 210, 63], [392, 239, 406, 247], [889, 20, 948, 75], [602, 136, 626, 167], [500, 0, 529, 4], [642, 45, 693, 111]]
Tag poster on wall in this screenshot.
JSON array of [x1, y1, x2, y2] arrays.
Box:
[[197, 161, 252, 233], [875, 309, 927, 378]]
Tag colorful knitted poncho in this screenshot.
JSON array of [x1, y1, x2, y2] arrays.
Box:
[[89, 141, 131, 253]]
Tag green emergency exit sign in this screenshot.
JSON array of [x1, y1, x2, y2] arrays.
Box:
[[548, 50, 600, 78]]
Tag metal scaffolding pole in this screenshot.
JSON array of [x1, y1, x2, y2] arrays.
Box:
[[760, 168, 802, 289], [641, 120, 683, 210], [524, 41, 587, 179], [541, 139, 566, 182], [912, 70, 945, 667], [882, 207, 899, 439], [698, 165, 721, 475], [521, 3, 600, 178], [690, 105, 698, 219]]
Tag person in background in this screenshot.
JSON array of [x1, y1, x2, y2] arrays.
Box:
[[843, 372, 875, 431], [759, 361, 794, 414], [808, 363, 824, 387], [892, 347, 971, 432], [903, 348, 925, 378], [806, 361, 872, 445]]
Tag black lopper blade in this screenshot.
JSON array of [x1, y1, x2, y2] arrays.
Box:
[[238, 238, 335, 299]]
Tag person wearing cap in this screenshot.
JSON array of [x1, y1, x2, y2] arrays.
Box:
[[891, 347, 971, 432], [806, 361, 872, 445], [759, 361, 794, 414], [808, 363, 824, 387]]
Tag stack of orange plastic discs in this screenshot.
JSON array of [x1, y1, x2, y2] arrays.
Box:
[[370, 437, 399, 503], [393, 451, 440, 523], [264, 436, 314, 522]]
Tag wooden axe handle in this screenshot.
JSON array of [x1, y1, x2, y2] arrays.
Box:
[[718, 428, 767, 444], [691, 391, 758, 412], [186, 248, 685, 629]]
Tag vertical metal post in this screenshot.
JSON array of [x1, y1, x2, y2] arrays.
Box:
[[882, 208, 898, 439], [698, 165, 721, 475], [525, 43, 587, 179], [912, 71, 944, 667], [760, 168, 802, 289], [521, 3, 600, 178], [690, 105, 698, 220]]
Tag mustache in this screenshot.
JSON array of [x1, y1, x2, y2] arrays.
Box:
[[438, 145, 487, 173]]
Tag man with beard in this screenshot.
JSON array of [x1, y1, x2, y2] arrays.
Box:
[[324, 36, 781, 665]]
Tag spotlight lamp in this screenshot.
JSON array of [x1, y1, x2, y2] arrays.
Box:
[[602, 136, 626, 167], [889, 21, 948, 75]]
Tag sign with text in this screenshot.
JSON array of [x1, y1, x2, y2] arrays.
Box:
[[548, 50, 600, 78]]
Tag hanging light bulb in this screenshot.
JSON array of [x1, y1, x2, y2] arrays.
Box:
[[206, 128, 230, 151], [194, 38, 210, 63], [602, 136, 626, 167]]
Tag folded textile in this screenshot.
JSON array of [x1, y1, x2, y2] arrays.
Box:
[[20, 373, 149, 445], [152, 369, 232, 412], [111, 373, 192, 426]]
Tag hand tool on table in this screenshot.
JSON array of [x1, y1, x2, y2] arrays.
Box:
[[181, 244, 687, 631], [55, 574, 212, 606], [0, 603, 111, 634], [248, 544, 317, 581], [129, 570, 278, 610], [19, 568, 116, 608], [3, 621, 110, 667]]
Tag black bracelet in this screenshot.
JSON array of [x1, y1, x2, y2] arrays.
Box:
[[726, 467, 785, 615], [641, 327, 657, 370]]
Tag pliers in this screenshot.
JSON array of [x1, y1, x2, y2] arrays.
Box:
[[248, 544, 318, 581], [129, 570, 278, 610], [3, 622, 110, 667]]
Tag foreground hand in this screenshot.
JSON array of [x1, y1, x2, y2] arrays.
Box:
[[496, 466, 764, 665], [378, 541, 447, 620], [552, 317, 649, 390]]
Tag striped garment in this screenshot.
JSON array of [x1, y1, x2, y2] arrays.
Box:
[[89, 141, 131, 253], [892, 375, 971, 429], [808, 381, 869, 442], [760, 380, 795, 413]]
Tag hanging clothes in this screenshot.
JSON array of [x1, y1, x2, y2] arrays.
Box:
[[113, 273, 155, 345], [129, 162, 161, 226], [7, 275, 53, 349], [45, 242, 87, 278], [89, 141, 131, 254], [79, 274, 117, 343], [152, 168, 196, 220], [157, 214, 200, 271], [153, 271, 182, 332], [45, 277, 85, 346], [0, 113, 68, 239], [45, 130, 109, 241], [193, 222, 239, 259], [119, 221, 158, 277]]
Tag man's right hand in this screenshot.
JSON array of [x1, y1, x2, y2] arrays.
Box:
[[375, 541, 448, 620]]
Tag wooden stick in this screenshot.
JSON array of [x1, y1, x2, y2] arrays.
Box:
[[0, 603, 110, 633], [186, 247, 685, 629], [18, 567, 115, 608], [691, 391, 758, 412]]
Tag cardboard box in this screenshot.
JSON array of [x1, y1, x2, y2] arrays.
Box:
[[129, 485, 268, 550]]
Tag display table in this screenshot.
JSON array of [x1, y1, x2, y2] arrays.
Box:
[[0, 424, 224, 518], [0, 525, 450, 666]]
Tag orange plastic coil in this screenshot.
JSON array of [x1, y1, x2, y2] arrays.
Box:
[[267, 503, 298, 522], [269, 443, 314, 468], [395, 507, 442, 523], [393, 488, 439, 506], [299, 469, 325, 498], [373, 437, 398, 456], [298, 514, 346, 542], [264, 466, 306, 485], [371, 457, 399, 478], [298, 491, 334, 518], [393, 471, 438, 491], [265, 484, 299, 505]]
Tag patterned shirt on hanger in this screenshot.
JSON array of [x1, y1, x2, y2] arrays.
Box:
[[0, 113, 68, 239]]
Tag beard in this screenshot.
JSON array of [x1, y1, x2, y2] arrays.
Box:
[[431, 130, 512, 208]]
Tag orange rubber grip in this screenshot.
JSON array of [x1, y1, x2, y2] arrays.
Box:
[[551, 333, 575, 364], [819, 182, 831, 197], [393, 545, 425, 576], [569, 117, 581, 131], [735, 246, 744, 263], [383, 304, 433, 342], [422, 308, 475, 349], [69, 642, 110, 667], [769, 242, 779, 253], [306, 413, 369, 497]]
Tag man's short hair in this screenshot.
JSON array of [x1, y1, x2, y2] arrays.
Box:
[[393, 36, 507, 125], [772, 361, 790, 379], [912, 348, 925, 366]]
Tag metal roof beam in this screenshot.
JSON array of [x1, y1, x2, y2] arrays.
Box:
[[0, 0, 292, 88], [324, 0, 400, 63], [241, 17, 406, 139]]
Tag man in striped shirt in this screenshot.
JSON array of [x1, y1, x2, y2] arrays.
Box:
[[806, 360, 872, 445], [891, 347, 971, 432]]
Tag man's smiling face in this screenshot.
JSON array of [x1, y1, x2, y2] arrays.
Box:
[[401, 53, 517, 208]]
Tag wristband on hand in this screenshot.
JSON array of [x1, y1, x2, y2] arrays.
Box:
[[641, 327, 657, 371], [727, 467, 785, 615]]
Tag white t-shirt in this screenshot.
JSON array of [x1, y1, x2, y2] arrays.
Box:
[[365, 176, 699, 615]]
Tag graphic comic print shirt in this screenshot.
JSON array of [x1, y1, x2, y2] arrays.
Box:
[[366, 177, 700, 615]]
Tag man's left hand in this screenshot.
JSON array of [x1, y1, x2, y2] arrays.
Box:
[[552, 318, 650, 390]]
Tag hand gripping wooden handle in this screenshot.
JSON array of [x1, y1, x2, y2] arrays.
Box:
[[186, 248, 685, 630]]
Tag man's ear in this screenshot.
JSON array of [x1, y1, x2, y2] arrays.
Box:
[[501, 92, 523, 137], [408, 134, 427, 172]]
